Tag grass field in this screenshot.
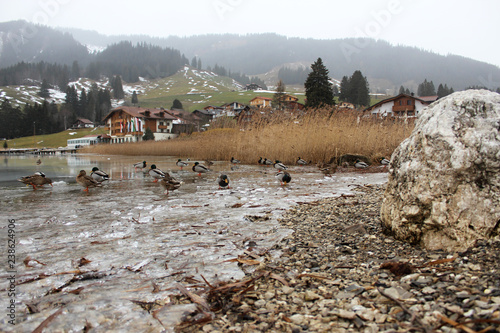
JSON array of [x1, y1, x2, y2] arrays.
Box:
[[2, 127, 108, 149]]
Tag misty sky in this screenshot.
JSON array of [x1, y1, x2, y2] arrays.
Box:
[[1, 0, 499, 68]]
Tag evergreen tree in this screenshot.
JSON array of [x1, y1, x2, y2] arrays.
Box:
[[131, 90, 139, 105], [78, 89, 87, 118], [111, 75, 125, 99], [191, 56, 197, 68], [197, 58, 202, 70], [304, 57, 334, 108], [38, 79, 51, 99], [418, 79, 437, 96], [171, 99, 183, 109], [143, 127, 155, 141], [399, 86, 405, 94], [71, 60, 80, 80], [273, 79, 286, 110], [3, 140, 7, 149], [347, 70, 370, 107], [339, 76, 349, 101]]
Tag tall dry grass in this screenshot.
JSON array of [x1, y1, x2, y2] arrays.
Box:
[[88, 107, 414, 165]]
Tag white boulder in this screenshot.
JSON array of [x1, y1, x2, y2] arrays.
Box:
[[381, 90, 500, 251]]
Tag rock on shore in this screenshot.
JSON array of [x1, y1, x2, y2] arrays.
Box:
[[175, 184, 500, 332]]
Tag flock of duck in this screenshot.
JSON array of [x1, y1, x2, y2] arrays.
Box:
[[17, 156, 390, 194]]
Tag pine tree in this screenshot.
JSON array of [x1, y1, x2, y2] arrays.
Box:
[[131, 91, 138, 105], [191, 57, 197, 68], [399, 86, 405, 94], [143, 127, 155, 141], [347, 70, 370, 107], [304, 57, 334, 108], [339, 76, 349, 102], [38, 79, 51, 99], [273, 79, 286, 110], [111, 75, 125, 99], [171, 99, 183, 109]]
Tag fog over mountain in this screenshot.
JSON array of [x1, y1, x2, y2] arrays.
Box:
[[1, 20, 499, 93]]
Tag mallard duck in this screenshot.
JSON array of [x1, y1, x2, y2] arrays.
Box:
[[76, 170, 101, 192], [18, 172, 52, 190], [36, 158, 42, 165], [134, 161, 147, 169], [258, 157, 264, 165], [355, 160, 369, 169], [231, 157, 241, 164], [297, 157, 310, 166], [91, 167, 109, 183], [264, 158, 273, 166], [149, 164, 166, 182], [380, 157, 390, 166], [275, 171, 292, 185], [274, 160, 287, 171], [192, 162, 209, 176], [204, 159, 214, 166], [176, 159, 189, 170], [319, 164, 337, 176], [217, 174, 230, 189], [160, 172, 182, 195]]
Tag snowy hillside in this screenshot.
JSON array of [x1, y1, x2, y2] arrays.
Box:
[[0, 66, 245, 108]]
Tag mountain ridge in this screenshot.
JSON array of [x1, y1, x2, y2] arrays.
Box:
[[0, 20, 499, 93]]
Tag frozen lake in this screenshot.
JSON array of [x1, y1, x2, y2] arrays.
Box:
[[0, 154, 387, 332]]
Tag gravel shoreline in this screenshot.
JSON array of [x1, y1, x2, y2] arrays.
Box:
[[177, 184, 500, 332]]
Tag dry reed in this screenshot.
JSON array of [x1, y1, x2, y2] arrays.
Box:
[[88, 107, 414, 165]]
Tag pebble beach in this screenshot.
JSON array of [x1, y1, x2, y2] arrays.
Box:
[[177, 184, 500, 332]]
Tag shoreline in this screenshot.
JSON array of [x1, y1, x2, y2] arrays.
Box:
[[176, 184, 500, 332]]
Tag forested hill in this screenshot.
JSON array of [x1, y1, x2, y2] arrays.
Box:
[[63, 28, 500, 91], [1, 20, 499, 91]]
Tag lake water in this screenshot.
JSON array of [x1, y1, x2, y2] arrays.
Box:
[[0, 154, 387, 332]]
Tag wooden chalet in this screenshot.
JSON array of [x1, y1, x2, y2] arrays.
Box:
[[249, 96, 272, 108], [72, 118, 95, 129], [103, 106, 178, 143], [364, 93, 430, 117]]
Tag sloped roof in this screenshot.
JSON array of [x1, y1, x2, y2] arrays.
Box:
[[364, 93, 430, 112], [75, 117, 94, 124], [103, 106, 177, 121]]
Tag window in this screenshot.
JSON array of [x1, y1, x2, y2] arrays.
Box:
[[407, 100, 412, 105]]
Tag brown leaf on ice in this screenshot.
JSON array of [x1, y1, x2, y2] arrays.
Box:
[[230, 203, 244, 208], [77, 257, 92, 267], [380, 261, 415, 276], [23, 256, 46, 267]]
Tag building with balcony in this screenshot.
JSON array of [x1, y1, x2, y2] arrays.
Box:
[[364, 93, 431, 117], [102, 106, 178, 143]]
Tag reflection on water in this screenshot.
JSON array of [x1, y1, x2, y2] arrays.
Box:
[[0, 154, 387, 332]]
